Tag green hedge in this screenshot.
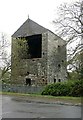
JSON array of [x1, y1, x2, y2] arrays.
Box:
[[41, 80, 83, 97]]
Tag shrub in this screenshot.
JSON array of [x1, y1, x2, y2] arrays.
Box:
[[70, 80, 83, 97], [41, 80, 83, 97]]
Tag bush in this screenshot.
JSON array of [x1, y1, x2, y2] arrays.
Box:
[[70, 80, 83, 97], [41, 80, 83, 97]]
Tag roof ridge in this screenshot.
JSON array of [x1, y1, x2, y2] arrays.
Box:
[[29, 18, 48, 30], [12, 18, 58, 38], [12, 18, 48, 37]]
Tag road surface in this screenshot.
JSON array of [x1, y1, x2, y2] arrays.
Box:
[[0, 95, 81, 118], [0, 95, 2, 120]]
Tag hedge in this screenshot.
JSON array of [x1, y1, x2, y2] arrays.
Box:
[[41, 80, 83, 97]]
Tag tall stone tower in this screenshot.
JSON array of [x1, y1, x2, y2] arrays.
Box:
[[11, 18, 67, 85]]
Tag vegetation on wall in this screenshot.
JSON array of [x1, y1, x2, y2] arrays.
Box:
[[15, 38, 29, 59]]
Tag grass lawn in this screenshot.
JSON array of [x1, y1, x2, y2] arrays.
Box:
[[0, 91, 82, 104]]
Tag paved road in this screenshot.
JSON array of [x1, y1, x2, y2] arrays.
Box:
[[0, 95, 2, 120], [1, 95, 81, 118]]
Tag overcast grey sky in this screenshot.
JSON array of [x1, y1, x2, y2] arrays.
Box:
[[0, 0, 78, 36]]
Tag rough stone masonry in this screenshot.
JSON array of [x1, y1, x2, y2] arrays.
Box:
[[11, 18, 67, 86]]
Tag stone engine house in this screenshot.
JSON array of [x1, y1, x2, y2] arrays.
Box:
[[11, 18, 67, 85]]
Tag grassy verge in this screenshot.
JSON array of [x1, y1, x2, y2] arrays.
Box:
[[0, 91, 82, 104]]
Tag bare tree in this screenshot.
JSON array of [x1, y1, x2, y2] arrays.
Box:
[[53, 1, 83, 79], [0, 33, 11, 80]]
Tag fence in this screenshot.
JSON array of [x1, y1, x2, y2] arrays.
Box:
[[1, 84, 45, 94]]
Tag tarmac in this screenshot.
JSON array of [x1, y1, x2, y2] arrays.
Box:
[[1, 95, 82, 118]]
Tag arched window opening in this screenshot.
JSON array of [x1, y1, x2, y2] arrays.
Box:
[[58, 79, 61, 82]]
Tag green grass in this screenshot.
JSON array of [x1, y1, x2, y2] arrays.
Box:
[[0, 91, 81, 104]]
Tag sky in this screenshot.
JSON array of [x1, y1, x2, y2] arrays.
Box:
[[0, 0, 79, 68], [0, 0, 79, 58], [0, 0, 78, 37]]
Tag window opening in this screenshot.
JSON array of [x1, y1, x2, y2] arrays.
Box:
[[58, 79, 61, 82], [54, 79, 56, 83], [58, 64, 61, 68], [26, 34, 42, 59]]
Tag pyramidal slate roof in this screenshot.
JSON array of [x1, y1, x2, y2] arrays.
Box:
[[12, 18, 48, 38]]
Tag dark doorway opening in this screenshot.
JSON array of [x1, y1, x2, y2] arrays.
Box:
[[26, 78, 31, 86], [26, 34, 42, 58]]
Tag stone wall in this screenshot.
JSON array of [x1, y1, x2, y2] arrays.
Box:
[[47, 31, 67, 83], [11, 33, 48, 85], [2, 84, 44, 94], [11, 31, 67, 85]]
